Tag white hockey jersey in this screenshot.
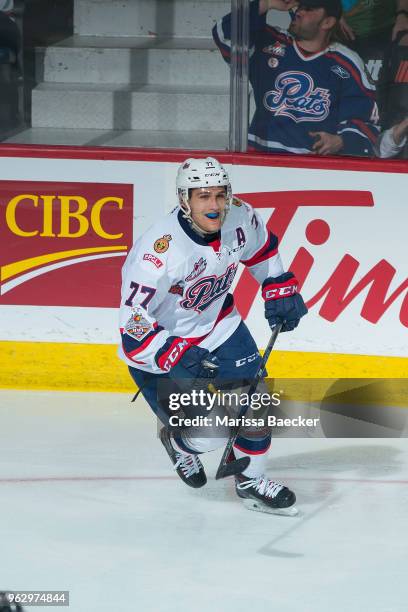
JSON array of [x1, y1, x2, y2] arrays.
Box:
[[118, 198, 284, 374]]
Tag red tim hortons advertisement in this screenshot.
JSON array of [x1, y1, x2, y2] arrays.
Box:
[[0, 181, 133, 307], [233, 189, 408, 328]]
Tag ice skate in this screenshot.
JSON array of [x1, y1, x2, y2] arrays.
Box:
[[160, 428, 207, 488], [235, 473, 298, 516]]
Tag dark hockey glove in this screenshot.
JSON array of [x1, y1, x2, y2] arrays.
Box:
[[262, 272, 308, 332], [155, 336, 219, 379]]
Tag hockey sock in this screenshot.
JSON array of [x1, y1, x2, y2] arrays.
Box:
[[171, 433, 202, 455], [233, 445, 269, 478]]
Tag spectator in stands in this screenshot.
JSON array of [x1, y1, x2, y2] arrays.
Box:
[[339, 2, 408, 144], [0, 0, 19, 56], [340, 1, 408, 54], [0, 1, 17, 46], [213, 0, 380, 157], [376, 116, 408, 157]]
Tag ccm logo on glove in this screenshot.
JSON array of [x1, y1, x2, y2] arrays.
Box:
[[262, 279, 298, 301], [156, 337, 191, 371], [262, 272, 307, 333], [155, 337, 219, 381]]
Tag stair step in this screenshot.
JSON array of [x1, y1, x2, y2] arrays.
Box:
[[31, 82, 230, 130], [74, 0, 230, 38], [4, 127, 229, 149], [39, 36, 228, 86], [54, 35, 219, 50]]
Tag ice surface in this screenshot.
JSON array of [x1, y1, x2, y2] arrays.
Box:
[[0, 390, 407, 612]]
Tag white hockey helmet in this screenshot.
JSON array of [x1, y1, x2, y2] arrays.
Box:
[[176, 157, 232, 228]]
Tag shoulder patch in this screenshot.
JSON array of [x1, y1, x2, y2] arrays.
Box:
[[185, 257, 207, 282], [168, 281, 184, 296], [125, 307, 153, 341], [331, 65, 350, 79], [143, 253, 163, 268], [232, 197, 243, 207], [154, 234, 172, 253]]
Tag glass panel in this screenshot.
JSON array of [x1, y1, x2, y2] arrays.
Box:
[[0, 0, 231, 150], [227, 0, 249, 151], [1, 1, 406, 158], [215, 0, 408, 160]]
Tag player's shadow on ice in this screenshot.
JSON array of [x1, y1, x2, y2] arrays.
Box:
[[200, 444, 403, 507], [268, 444, 403, 506], [268, 443, 402, 476], [190, 445, 404, 559]]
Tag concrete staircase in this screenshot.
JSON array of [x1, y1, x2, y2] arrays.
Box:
[[28, 0, 231, 149]]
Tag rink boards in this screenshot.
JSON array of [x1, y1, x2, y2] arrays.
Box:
[[0, 146, 407, 390]]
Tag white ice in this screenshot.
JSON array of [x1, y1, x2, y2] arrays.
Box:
[[0, 390, 407, 612]]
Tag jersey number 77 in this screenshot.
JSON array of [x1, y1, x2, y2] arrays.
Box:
[[125, 282, 156, 308]]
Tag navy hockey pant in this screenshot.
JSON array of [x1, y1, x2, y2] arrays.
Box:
[[129, 321, 272, 477]]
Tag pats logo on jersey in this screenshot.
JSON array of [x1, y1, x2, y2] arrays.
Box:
[[154, 234, 172, 253], [264, 71, 331, 123], [181, 263, 238, 313], [185, 257, 207, 282], [124, 307, 153, 341]]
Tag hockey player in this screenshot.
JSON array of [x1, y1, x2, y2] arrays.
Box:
[[119, 157, 307, 515], [213, 0, 381, 156]]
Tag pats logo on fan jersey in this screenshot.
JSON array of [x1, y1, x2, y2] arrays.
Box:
[[264, 71, 331, 122], [181, 263, 238, 313]]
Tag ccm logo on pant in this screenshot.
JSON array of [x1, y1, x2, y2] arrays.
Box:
[[235, 352, 259, 367]]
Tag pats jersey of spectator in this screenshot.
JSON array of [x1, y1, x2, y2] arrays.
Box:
[[213, 0, 380, 156]]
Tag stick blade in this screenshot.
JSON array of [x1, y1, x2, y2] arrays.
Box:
[[215, 456, 250, 480]]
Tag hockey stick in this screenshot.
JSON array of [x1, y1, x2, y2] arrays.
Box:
[[215, 322, 283, 480]]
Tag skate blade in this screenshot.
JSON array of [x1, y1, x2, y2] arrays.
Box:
[[242, 499, 299, 517]]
